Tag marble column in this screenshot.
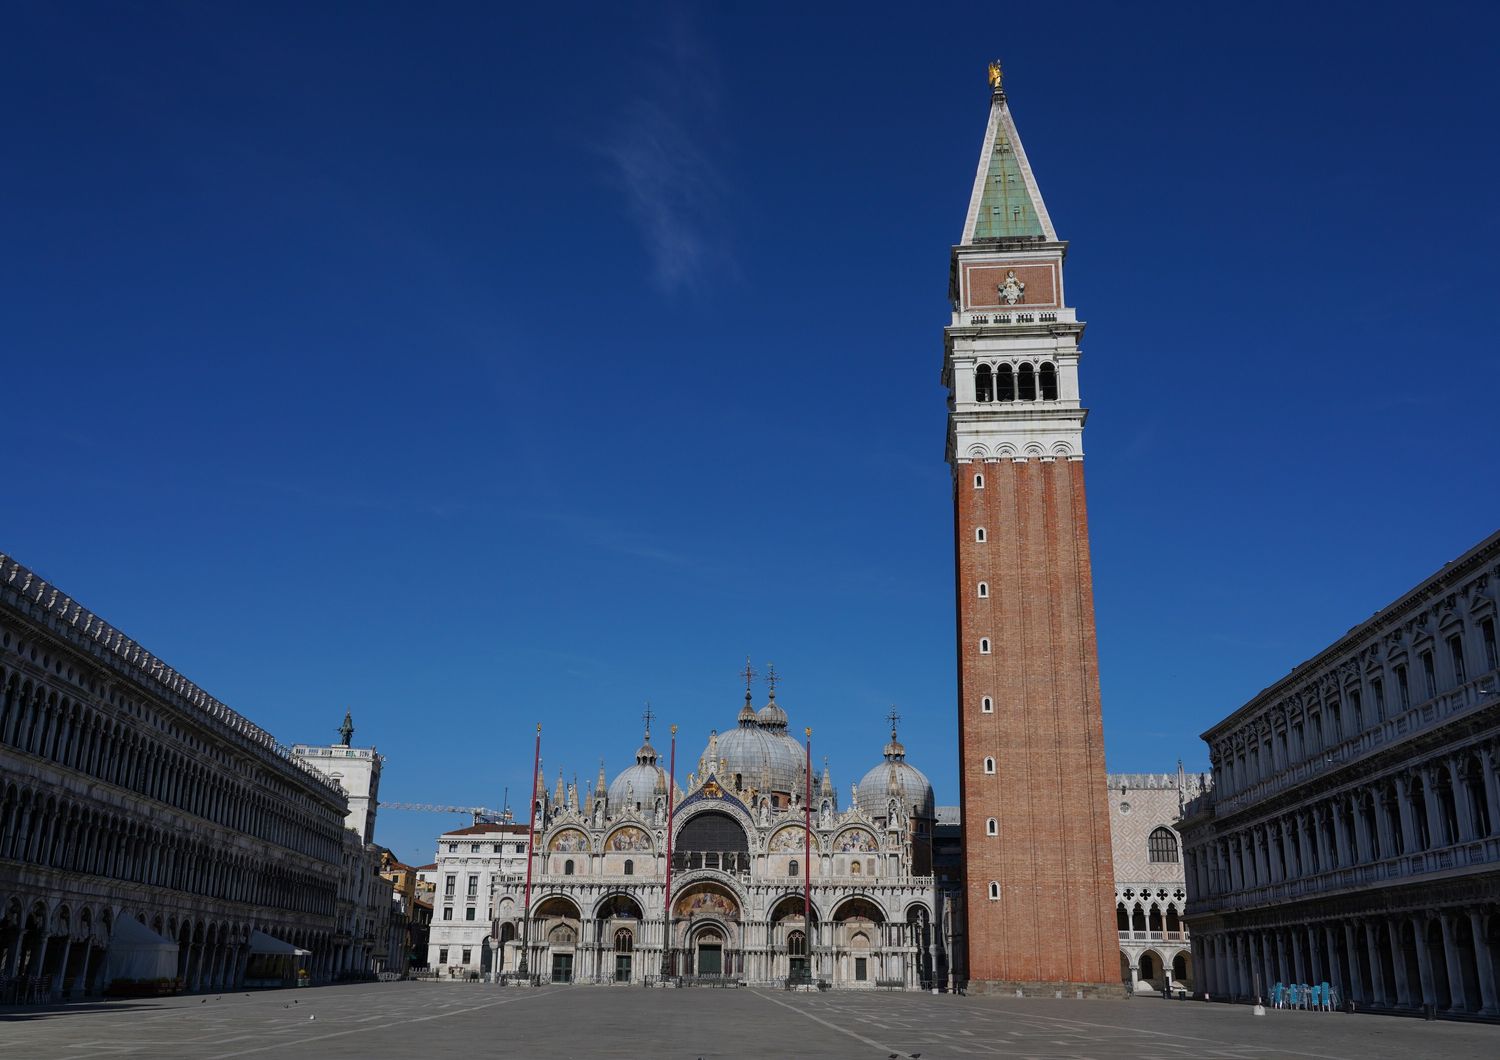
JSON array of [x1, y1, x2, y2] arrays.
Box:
[[1351, 795, 1372, 863], [1363, 924, 1387, 1006], [1422, 765, 1448, 848], [1468, 908, 1497, 1014], [1448, 757, 1476, 842], [1479, 746, 1500, 837], [1324, 924, 1345, 1002], [1388, 918, 1411, 1006], [1440, 913, 1468, 1012], [1413, 915, 1436, 1008], [1342, 922, 1364, 1004]]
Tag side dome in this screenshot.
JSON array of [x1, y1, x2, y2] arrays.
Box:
[[856, 725, 935, 820], [608, 728, 674, 811]]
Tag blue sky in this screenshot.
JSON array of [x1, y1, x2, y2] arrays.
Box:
[[3, 3, 1497, 866]]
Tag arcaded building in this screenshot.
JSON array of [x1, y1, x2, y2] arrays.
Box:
[[1180, 531, 1500, 1016], [943, 65, 1118, 992], [0, 553, 374, 994]]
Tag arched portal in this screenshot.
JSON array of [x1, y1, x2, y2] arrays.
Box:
[[673, 882, 741, 978], [533, 895, 582, 984], [833, 897, 886, 988], [770, 893, 818, 983]]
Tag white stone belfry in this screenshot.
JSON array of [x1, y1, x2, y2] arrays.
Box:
[[944, 83, 1087, 468]]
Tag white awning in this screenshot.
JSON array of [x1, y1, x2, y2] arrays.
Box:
[[248, 929, 311, 957]]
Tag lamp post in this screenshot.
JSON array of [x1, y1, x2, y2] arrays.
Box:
[[661, 724, 677, 980], [804, 726, 812, 982], [518, 724, 541, 979]]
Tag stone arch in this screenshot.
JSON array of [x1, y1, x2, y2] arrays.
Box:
[[1172, 949, 1192, 989], [594, 892, 644, 921], [531, 894, 583, 920], [965, 442, 990, 459], [769, 892, 821, 925], [831, 827, 879, 854], [831, 895, 886, 924], [767, 824, 809, 853], [604, 825, 653, 853], [545, 827, 590, 854]]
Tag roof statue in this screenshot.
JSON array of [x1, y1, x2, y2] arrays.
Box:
[[987, 59, 1003, 93], [338, 710, 354, 747]]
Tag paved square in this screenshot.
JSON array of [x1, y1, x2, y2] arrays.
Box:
[[2, 983, 1497, 1059]]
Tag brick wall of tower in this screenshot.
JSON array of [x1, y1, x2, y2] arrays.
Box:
[[956, 456, 1119, 988]]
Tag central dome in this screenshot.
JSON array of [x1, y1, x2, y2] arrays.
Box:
[[705, 691, 804, 795]]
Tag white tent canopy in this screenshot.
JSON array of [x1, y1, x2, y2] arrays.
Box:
[[104, 917, 178, 982], [248, 929, 311, 957]]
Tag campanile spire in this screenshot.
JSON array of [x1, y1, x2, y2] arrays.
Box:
[[945, 64, 1119, 995]]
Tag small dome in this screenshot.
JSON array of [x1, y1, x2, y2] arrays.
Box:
[[856, 722, 935, 820], [608, 728, 678, 810]]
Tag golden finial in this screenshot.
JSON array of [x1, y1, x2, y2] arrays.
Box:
[[670, 724, 677, 735], [987, 60, 1003, 93], [805, 726, 812, 738], [536, 723, 542, 733]]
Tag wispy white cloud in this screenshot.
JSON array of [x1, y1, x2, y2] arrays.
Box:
[[601, 15, 730, 293]]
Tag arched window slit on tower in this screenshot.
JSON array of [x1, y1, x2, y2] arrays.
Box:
[[978, 582, 988, 598], [997, 364, 1015, 402], [975, 363, 993, 402], [1018, 363, 1037, 401], [975, 528, 986, 543], [1039, 362, 1058, 400]]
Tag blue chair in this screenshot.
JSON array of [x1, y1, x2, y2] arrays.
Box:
[[1309, 983, 1322, 1009], [1272, 981, 1284, 1008], [1288, 983, 1300, 1008]]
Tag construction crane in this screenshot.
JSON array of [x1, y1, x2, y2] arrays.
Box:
[[379, 802, 512, 826]]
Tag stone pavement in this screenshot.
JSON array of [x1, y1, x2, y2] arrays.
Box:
[[1, 982, 1497, 1059]]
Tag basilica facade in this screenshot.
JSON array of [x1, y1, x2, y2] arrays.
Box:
[[493, 681, 949, 989]]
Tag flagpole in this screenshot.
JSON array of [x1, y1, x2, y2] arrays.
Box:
[[804, 725, 812, 982], [519, 723, 541, 979], [662, 724, 678, 979]]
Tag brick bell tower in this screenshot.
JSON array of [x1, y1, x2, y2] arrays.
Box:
[[944, 63, 1118, 994]]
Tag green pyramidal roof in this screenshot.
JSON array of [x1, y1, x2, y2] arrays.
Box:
[[961, 94, 1056, 244], [973, 129, 1045, 239]]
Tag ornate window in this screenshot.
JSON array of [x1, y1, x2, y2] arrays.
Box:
[[614, 929, 633, 953], [996, 364, 1015, 402], [788, 930, 806, 956], [1017, 363, 1036, 401], [1448, 634, 1467, 684], [1039, 362, 1058, 400], [1148, 827, 1179, 863], [788, 859, 798, 877], [564, 859, 575, 875], [623, 859, 633, 876]]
